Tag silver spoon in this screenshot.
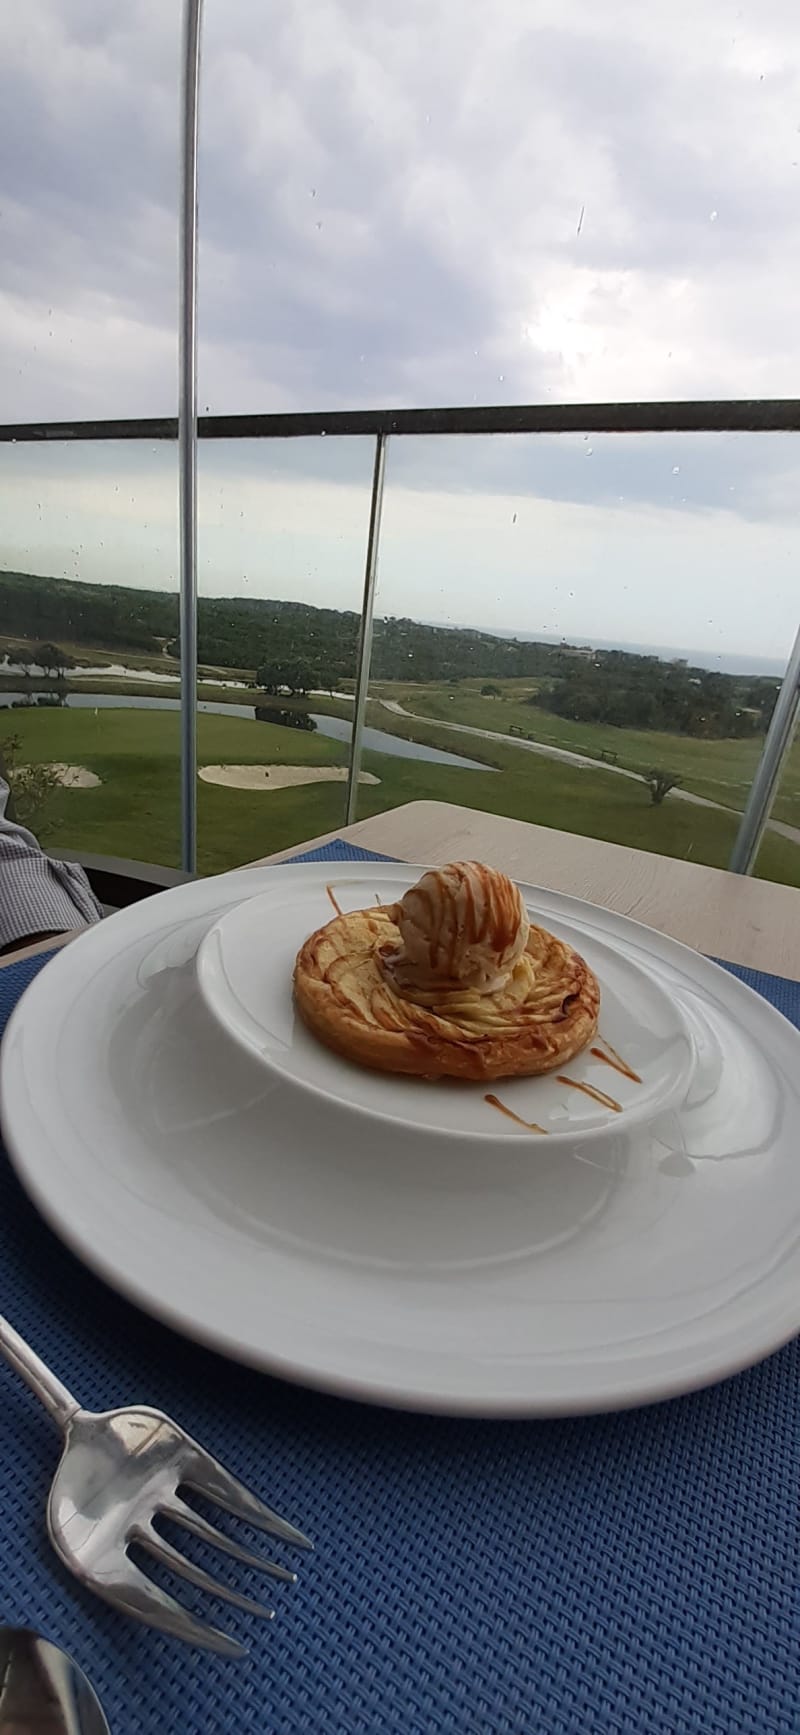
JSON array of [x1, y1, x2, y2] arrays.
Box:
[[0, 1628, 109, 1734]]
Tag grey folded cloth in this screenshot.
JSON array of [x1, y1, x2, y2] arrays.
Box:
[[0, 776, 102, 950]]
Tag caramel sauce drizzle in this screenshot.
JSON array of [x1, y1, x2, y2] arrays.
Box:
[[590, 1037, 641, 1083], [555, 1076, 622, 1112], [325, 885, 386, 916], [484, 1093, 548, 1134]]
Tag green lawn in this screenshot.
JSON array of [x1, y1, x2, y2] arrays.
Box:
[[2, 704, 799, 887], [368, 679, 800, 829]]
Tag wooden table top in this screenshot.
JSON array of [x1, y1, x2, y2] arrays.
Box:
[[261, 800, 800, 978], [2, 801, 799, 977]]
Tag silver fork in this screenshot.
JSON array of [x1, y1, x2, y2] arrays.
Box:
[[0, 1313, 311, 1656]]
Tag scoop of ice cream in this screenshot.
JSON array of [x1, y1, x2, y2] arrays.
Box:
[[383, 861, 530, 997]]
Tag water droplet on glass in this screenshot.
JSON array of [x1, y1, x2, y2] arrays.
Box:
[[498, 373, 505, 382], [315, 220, 322, 230], [511, 512, 517, 524], [672, 465, 680, 474], [585, 446, 593, 456], [709, 210, 718, 222], [309, 187, 316, 198]]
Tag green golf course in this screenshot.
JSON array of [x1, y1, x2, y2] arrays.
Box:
[[3, 703, 798, 886]]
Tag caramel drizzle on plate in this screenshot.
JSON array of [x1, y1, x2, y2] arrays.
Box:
[[325, 886, 385, 916], [555, 1076, 622, 1112], [590, 1037, 641, 1083], [484, 1093, 548, 1135], [485, 1039, 634, 1134]]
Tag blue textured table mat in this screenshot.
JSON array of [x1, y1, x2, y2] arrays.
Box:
[[0, 840, 798, 1735]]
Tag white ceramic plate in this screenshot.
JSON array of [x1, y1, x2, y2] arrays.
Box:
[[2, 861, 800, 1416]]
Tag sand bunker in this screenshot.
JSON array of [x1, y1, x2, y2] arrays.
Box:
[[199, 764, 380, 792], [48, 764, 101, 789]]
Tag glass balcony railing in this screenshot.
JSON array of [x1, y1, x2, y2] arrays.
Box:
[[0, 435, 180, 868], [195, 435, 374, 873], [0, 401, 798, 888]]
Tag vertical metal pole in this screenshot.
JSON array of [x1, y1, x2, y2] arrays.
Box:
[[178, 0, 202, 875], [345, 432, 388, 824], [729, 620, 800, 874]]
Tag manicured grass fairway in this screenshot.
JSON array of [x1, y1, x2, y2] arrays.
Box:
[[4, 705, 798, 886], [368, 679, 800, 831]]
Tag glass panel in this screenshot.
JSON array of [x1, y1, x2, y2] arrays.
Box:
[[356, 430, 800, 885], [0, 439, 180, 866], [195, 436, 374, 872]]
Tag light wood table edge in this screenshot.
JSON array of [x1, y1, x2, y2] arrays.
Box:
[[0, 929, 81, 971]]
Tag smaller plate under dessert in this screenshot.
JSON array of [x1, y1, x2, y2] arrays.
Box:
[[196, 870, 694, 1140]]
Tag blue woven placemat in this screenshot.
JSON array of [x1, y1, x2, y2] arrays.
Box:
[[0, 841, 798, 1735]]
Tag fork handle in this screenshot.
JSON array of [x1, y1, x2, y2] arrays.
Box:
[[0, 1313, 80, 1431]]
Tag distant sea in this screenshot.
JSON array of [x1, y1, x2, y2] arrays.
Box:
[[446, 625, 787, 679]]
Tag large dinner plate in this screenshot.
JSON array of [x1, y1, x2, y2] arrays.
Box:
[[2, 861, 800, 1416]]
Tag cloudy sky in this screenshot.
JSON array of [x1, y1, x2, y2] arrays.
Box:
[[1, 0, 799, 665]]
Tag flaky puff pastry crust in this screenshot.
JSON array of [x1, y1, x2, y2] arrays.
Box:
[[294, 903, 599, 1081]]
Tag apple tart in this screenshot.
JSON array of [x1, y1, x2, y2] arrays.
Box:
[[293, 861, 599, 1082]]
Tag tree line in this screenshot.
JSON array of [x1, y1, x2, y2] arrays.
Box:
[[0, 570, 175, 653], [536, 661, 779, 738], [3, 641, 75, 679], [0, 569, 611, 683], [0, 569, 781, 740]]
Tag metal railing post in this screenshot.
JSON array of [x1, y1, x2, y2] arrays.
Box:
[[345, 432, 388, 824], [178, 0, 202, 875], [729, 621, 800, 874]]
